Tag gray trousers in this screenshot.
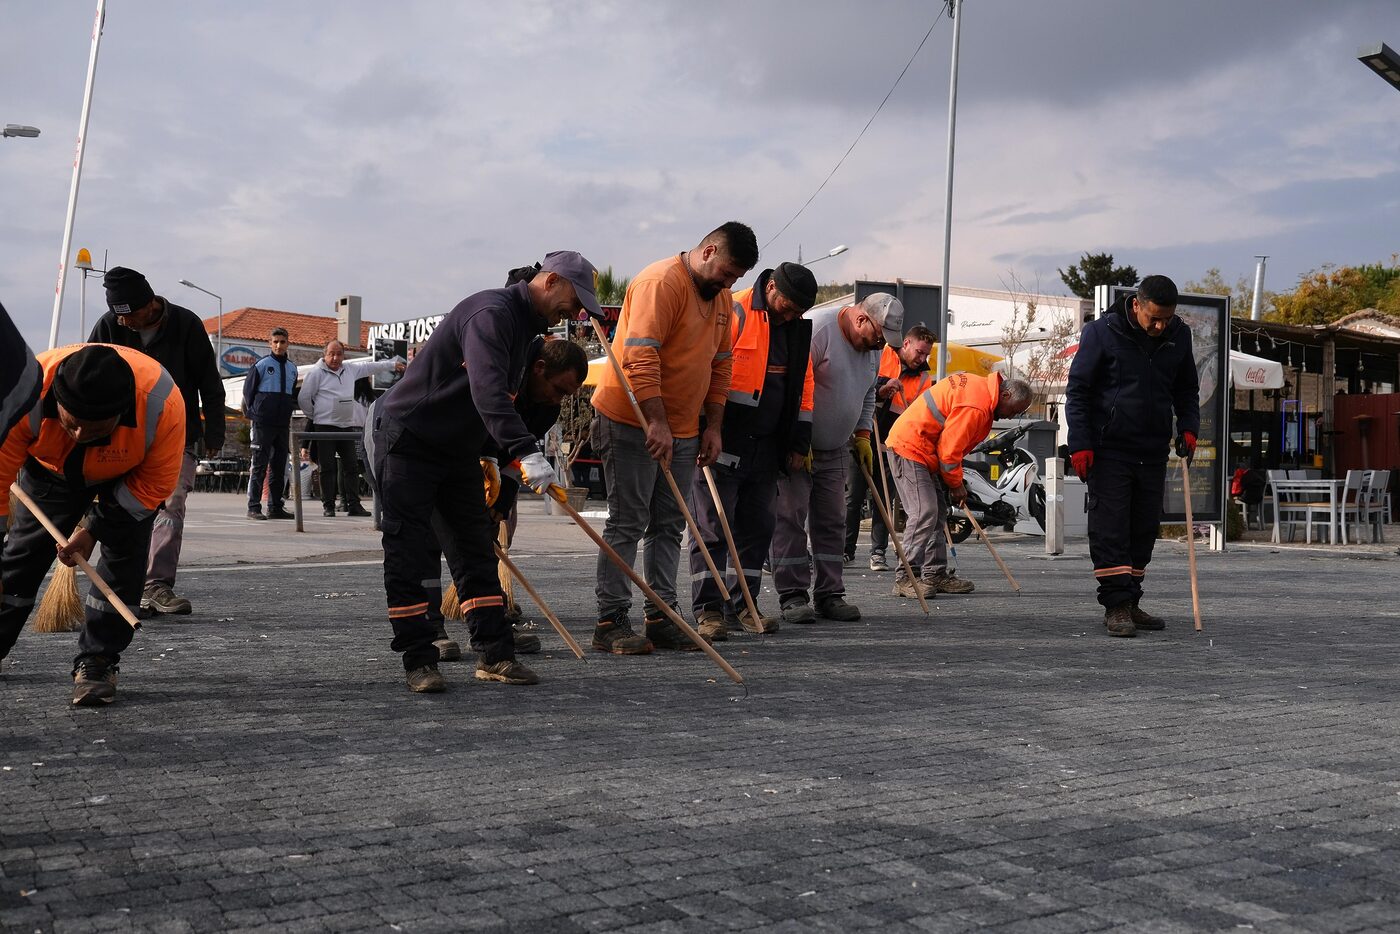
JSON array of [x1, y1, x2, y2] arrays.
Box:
[[770, 446, 848, 603], [147, 449, 196, 589], [594, 414, 699, 620], [890, 452, 948, 579], [688, 437, 780, 617]]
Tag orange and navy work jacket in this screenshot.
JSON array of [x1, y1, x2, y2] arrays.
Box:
[[0, 344, 186, 523], [874, 344, 933, 439], [885, 371, 1002, 489], [718, 274, 815, 463]]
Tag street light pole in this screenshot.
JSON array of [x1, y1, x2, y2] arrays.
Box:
[[2, 124, 41, 138], [1357, 42, 1400, 93], [178, 278, 224, 372], [935, 0, 963, 380], [803, 244, 849, 267]]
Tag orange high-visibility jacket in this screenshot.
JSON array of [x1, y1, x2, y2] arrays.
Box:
[[727, 286, 815, 410], [0, 344, 186, 522], [877, 344, 932, 418], [885, 371, 1002, 488]]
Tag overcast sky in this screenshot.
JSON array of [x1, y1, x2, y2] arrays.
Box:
[[3, 0, 1397, 346]]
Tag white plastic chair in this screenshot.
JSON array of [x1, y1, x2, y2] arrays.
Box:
[[1269, 469, 1306, 542], [1327, 470, 1368, 544], [1364, 469, 1390, 543]]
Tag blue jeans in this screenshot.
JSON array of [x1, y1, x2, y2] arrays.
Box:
[[593, 414, 699, 621]]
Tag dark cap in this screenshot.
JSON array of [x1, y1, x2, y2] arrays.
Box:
[[772, 263, 818, 311], [103, 266, 155, 316], [539, 251, 603, 320], [51, 345, 135, 421]]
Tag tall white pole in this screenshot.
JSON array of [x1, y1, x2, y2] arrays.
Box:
[[48, 0, 106, 350], [1250, 255, 1268, 321], [935, 0, 962, 380], [79, 270, 86, 339]]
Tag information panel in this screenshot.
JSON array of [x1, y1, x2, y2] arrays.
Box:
[[1096, 286, 1230, 524]]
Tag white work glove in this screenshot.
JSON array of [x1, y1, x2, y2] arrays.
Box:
[[519, 451, 559, 495]]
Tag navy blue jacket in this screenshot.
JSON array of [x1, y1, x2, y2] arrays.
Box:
[[241, 353, 299, 426], [376, 281, 547, 461], [1066, 299, 1200, 464]]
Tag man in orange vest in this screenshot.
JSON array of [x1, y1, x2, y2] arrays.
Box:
[[0, 345, 186, 706], [845, 324, 934, 572], [885, 373, 1033, 599], [687, 262, 817, 641]]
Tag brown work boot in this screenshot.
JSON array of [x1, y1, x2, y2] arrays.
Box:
[[892, 572, 932, 600], [513, 623, 542, 654], [815, 595, 861, 621], [927, 570, 975, 594], [592, 614, 653, 655], [1129, 603, 1166, 631], [406, 665, 445, 693], [432, 623, 461, 662], [644, 616, 702, 652], [71, 659, 118, 707], [1104, 604, 1137, 638], [474, 657, 540, 685], [736, 606, 779, 634], [696, 609, 728, 643]]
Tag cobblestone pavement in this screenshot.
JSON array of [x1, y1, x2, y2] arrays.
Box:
[[3, 502, 1399, 933]]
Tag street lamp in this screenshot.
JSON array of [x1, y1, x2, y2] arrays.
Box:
[[804, 245, 849, 267], [1358, 42, 1400, 93], [2, 124, 41, 138], [178, 278, 224, 372], [75, 248, 107, 338]]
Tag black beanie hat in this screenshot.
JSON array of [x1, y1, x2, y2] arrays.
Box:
[[773, 262, 819, 311], [103, 266, 156, 314], [51, 346, 135, 421]]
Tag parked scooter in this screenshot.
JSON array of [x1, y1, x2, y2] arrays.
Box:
[[947, 421, 1046, 543]]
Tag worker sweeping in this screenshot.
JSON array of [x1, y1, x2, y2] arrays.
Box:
[[0, 344, 186, 705], [885, 373, 1034, 600], [1066, 275, 1200, 637], [369, 251, 598, 693]]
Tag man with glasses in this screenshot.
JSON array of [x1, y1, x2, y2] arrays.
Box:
[[686, 262, 818, 642], [770, 292, 903, 624], [90, 266, 225, 618], [242, 327, 298, 520]]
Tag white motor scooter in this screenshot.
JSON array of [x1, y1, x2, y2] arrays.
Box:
[[948, 421, 1046, 543]]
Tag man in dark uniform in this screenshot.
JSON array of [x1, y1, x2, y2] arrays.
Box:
[[1066, 275, 1200, 637], [371, 251, 600, 692]]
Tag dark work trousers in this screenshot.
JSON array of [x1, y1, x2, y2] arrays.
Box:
[[688, 437, 781, 619], [1086, 457, 1166, 609], [247, 420, 290, 510], [374, 423, 510, 671], [844, 449, 894, 559], [0, 462, 147, 670], [311, 422, 363, 510]]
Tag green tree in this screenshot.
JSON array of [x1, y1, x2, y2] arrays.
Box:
[[814, 281, 853, 305], [595, 266, 630, 306], [1267, 259, 1400, 325], [1058, 252, 1138, 299]]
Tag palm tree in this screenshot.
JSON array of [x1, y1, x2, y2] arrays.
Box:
[[595, 266, 629, 306]]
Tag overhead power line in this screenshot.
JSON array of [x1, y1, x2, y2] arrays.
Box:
[[760, 9, 946, 257]]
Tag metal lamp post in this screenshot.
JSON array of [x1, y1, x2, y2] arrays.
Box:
[[935, 0, 963, 381], [803, 244, 848, 267], [2, 124, 41, 138], [178, 278, 224, 373]]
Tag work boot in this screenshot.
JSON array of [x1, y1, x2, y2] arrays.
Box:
[[322, 506, 336, 517], [892, 572, 931, 600], [246, 507, 267, 520], [780, 597, 817, 625], [815, 595, 861, 621], [869, 552, 889, 572], [928, 570, 976, 594], [842, 554, 855, 568], [406, 665, 445, 693], [71, 658, 118, 707], [432, 623, 461, 662], [513, 623, 542, 654], [266, 506, 294, 520], [1129, 603, 1166, 631], [141, 583, 192, 616], [696, 609, 729, 643], [1104, 604, 1137, 638], [345, 504, 371, 517], [592, 614, 653, 655], [644, 612, 701, 652], [736, 606, 779, 635], [474, 657, 540, 685]]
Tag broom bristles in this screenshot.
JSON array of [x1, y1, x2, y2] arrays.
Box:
[[441, 581, 464, 620], [34, 562, 83, 633]]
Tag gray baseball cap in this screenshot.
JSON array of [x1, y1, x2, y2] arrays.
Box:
[[860, 292, 905, 348], [540, 250, 603, 320]]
